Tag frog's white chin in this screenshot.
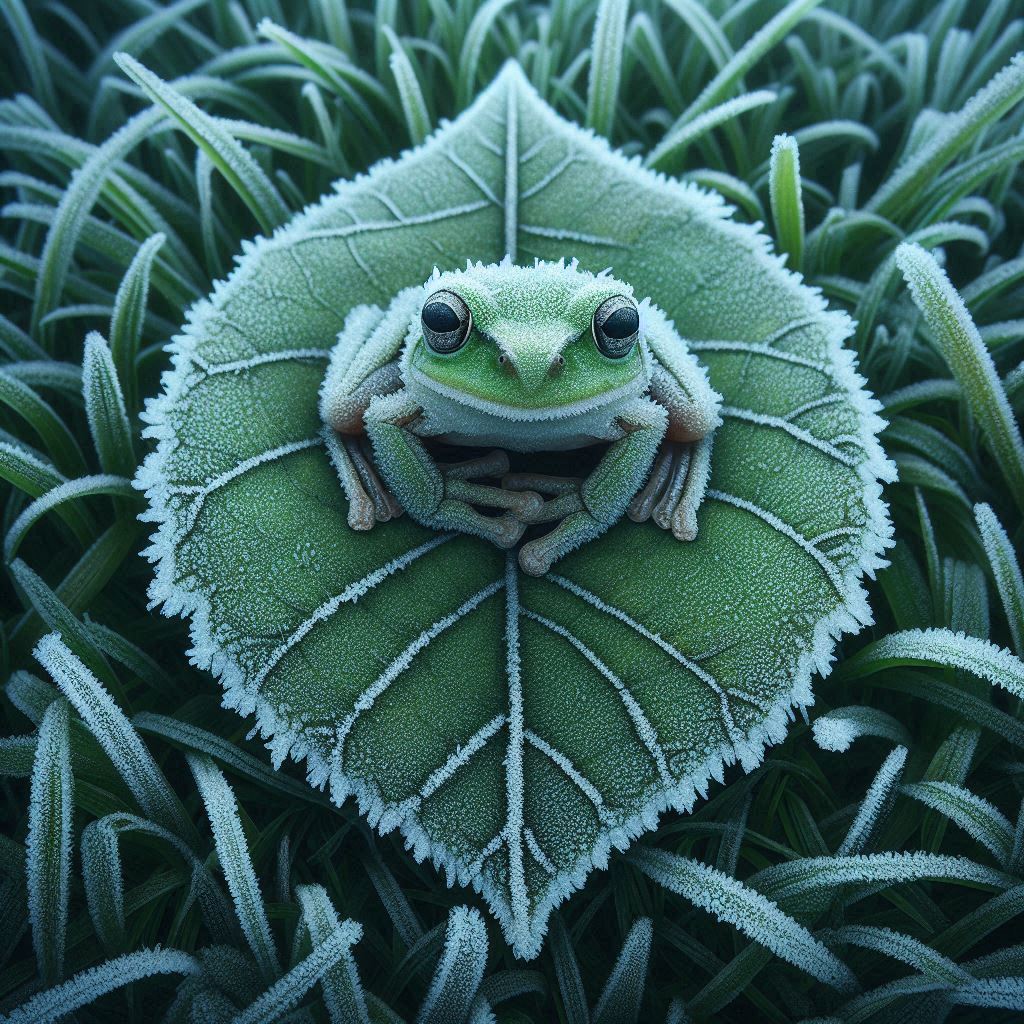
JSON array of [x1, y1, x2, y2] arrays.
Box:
[[406, 370, 645, 452]]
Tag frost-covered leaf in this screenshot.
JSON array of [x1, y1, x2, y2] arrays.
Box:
[[137, 64, 894, 958]]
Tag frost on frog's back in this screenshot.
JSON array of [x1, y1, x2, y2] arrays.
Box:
[[137, 62, 894, 959]]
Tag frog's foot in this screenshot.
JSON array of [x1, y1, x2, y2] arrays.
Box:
[[627, 435, 713, 541], [327, 434, 401, 530], [440, 451, 544, 522], [500, 473, 602, 576], [500, 472, 584, 524]]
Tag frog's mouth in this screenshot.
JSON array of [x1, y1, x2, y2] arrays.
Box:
[[407, 366, 645, 422]]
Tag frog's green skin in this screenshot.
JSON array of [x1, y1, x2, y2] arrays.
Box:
[[319, 258, 722, 575]]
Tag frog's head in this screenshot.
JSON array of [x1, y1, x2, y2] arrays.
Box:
[[403, 258, 652, 418]]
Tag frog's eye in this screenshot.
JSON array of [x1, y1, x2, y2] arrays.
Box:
[[592, 295, 639, 358], [421, 290, 472, 354]]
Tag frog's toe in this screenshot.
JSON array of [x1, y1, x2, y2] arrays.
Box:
[[347, 493, 377, 531], [489, 515, 527, 549], [440, 449, 510, 481]]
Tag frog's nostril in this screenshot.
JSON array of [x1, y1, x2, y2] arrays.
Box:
[[549, 354, 565, 377], [498, 352, 516, 376]]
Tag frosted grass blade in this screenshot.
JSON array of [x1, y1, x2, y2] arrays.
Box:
[[897, 243, 1024, 513], [33, 633, 197, 843], [839, 746, 907, 856], [812, 707, 912, 752], [769, 134, 804, 271], [5, 475, 135, 562], [752, 852, 1010, 904], [232, 921, 362, 1024], [585, 0, 629, 137], [113, 54, 288, 233], [2, 947, 200, 1024], [630, 848, 856, 991], [382, 27, 431, 145], [678, 0, 823, 125], [187, 752, 281, 980], [295, 884, 370, 1024], [975, 503, 1024, 655], [869, 54, 1024, 221], [107, 235, 163, 418], [645, 91, 776, 171], [826, 924, 969, 984], [459, 0, 517, 109], [416, 906, 489, 1024], [80, 816, 126, 956], [901, 782, 1015, 865], [842, 628, 1024, 699], [26, 698, 73, 984], [592, 917, 652, 1024]]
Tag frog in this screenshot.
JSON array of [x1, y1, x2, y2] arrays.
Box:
[[319, 257, 722, 576]]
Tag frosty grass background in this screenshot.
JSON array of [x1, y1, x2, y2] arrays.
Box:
[[2, 2, 1024, 1022]]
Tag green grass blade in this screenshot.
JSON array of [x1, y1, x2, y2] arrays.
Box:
[[585, 0, 629, 138], [26, 698, 73, 985], [187, 752, 281, 981], [113, 54, 289, 233], [295, 884, 370, 1024], [975, 503, 1024, 655], [769, 133, 804, 271], [630, 848, 857, 991]]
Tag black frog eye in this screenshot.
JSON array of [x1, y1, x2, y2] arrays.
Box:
[[592, 295, 639, 358], [421, 290, 471, 353]]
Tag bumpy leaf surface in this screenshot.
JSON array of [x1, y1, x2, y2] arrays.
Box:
[[138, 63, 894, 958]]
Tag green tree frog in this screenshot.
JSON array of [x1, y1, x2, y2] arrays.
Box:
[[319, 258, 722, 576]]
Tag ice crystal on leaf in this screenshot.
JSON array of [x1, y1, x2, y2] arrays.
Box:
[[137, 62, 894, 958]]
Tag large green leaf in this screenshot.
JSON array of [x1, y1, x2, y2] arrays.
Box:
[[137, 62, 894, 958]]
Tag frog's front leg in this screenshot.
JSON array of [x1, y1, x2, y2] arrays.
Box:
[[515, 397, 667, 576], [626, 364, 717, 541], [363, 390, 541, 548]]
